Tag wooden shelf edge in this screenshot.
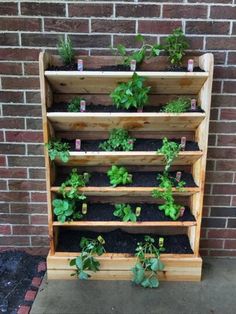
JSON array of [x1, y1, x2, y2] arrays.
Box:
[[47, 112, 206, 117], [52, 221, 197, 227], [67, 151, 203, 157]]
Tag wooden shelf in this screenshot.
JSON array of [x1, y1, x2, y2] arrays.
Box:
[[54, 151, 203, 166], [47, 112, 206, 132], [52, 221, 196, 227]]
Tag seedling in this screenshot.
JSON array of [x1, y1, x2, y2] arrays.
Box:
[[70, 236, 106, 279], [135, 206, 142, 217], [111, 73, 150, 111], [52, 198, 82, 223], [132, 235, 165, 288], [67, 97, 85, 112], [82, 203, 88, 215], [162, 97, 191, 113], [162, 28, 189, 67], [107, 165, 132, 187], [99, 128, 135, 151], [45, 139, 70, 163], [113, 203, 138, 222], [157, 137, 181, 172], [57, 37, 74, 65]]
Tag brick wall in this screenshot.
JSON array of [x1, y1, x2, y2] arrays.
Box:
[[0, 0, 236, 257]]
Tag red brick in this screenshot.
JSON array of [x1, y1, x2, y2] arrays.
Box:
[[0, 168, 27, 179], [202, 218, 226, 228], [92, 20, 135, 33], [17, 305, 30, 314], [0, 192, 29, 202], [31, 277, 42, 288], [0, 118, 24, 129], [188, 0, 231, 2], [2, 77, 39, 90], [0, 236, 30, 246], [0, 180, 7, 190], [69, 3, 113, 17], [163, 5, 207, 18], [186, 21, 229, 35], [225, 240, 236, 249], [210, 5, 236, 19], [232, 197, 236, 206], [13, 225, 48, 236], [3, 105, 42, 117], [25, 290, 37, 301], [216, 160, 236, 171], [31, 215, 48, 225], [213, 184, 236, 195], [31, 192, 47, 202], [228, 52, 236, 64], [0, 2, 18, 15], [224, 81, 236, 93], [26, 119, 42, 130], [0, 33, 19, 46], [24, 63, 39, 75], [204, 195, 231, 206], [206, 172, 233, 183], [218, 135, 236, 147], [21, 34, 61, 47], [212, 80, 221, 93], [208, 147, 236, 159], [138, 20, 181, 34], [231, 23, 236, 35], [29, 169, 46, 180], [214, 66, 236, 79], [206, 37, 236, 50], [210, 121, 236, 134], [71, 35, 111, 48], [8, 156, 45, 167], [114, 35, 156, 49], [210, 250, 236, 257], [0, 156, 6, 167], [0, 62, 22, 75], [220, 109, 236, 121], [25, 92, 41, 104], [0, 18, 41, 31], [11, 203, 47, 214], [38, 261, 47, 272], [200, 239, 224, 249], [0, 214, 29, 224], [0, 91, 23, 103], [21, 2, 65, 16], [0, 48, 40, 61], [0, 144, 25, 155], [32, 236, 49, 246], [44, 18, 89, 33], [210, 108, 218, 120], [211, 207, 236, 217], [9, 180, 46, 191], [208, 229, 236, 239], [0, 225, 11, 235], [6, 131, 43, 143], [212, 95, 236, 108], [116, 4, 160, 18], [227, 219, 236, 228]]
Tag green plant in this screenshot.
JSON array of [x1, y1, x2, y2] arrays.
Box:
[[158, 137, 181, 172], [107, 165, 132, 187], [132, 236, 165, 288], [60, 168, 90, 201], [111, 73, 150, 110], [57, 37, 74, 65], [52, 198, 82, 223], [163, 28, 189, 67], [67, 97, 84, 112], [162, 97, 191, 113], [152, 174, 185, 220], [99, 128, 135, 151], [113, 203, 138, 222], [45, 139, 70, 163], [70, 236, 105, 279], [115, 34, 161, 66]]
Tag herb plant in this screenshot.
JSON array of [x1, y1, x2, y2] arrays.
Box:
[[113, 203, 138, 222], [45, 139, 70, 163], [52, 198, 82, 223], [107, 165, 132, 187], [162, 28, 189, 67], [132, 236, 165, 288], [158, 137, 181, 172], [111, 73, 150, 110], [162, 97, 191, 113], [70, 236, 105, 279], [99, 128, 135, 151], [67, 97, 84, 112], [57, 37, 74, 65]]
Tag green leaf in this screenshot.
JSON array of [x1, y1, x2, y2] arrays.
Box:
[[79, 271, 89, 280]]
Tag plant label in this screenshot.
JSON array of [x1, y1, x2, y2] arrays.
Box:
[[179, 207, 185, 217], [82, 203, 87, 214], [159, 237, 164, 248], [191, 99, 197, 110], [75, 139, 81, 150], [180, 137, 186, 151], [97, 236, 105, 244], [130, 59, 137, 71], [187, 59, 194, 72], [135, 206, 141, 217], [77, 59, 83, 71], [80, 100, 86, 112], [176, 171, 182, 182]]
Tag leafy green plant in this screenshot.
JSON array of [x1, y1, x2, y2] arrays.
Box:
[[115, 34, 161, 66], [70, 236, 105, 279], [111, 73, 150, 110], [132, 236, 165, 288], [60, 168, 90, 201], [57, 37, 74, 65], [67, 97, 84, 112], [158, 137, 181, 172], [52, 198, 82, 223], [107, 165, 132, 187], [99, 128, 135, 151], [113, 203, 138, 222], [162, 28, 189, 67], [152, 174, 185, 220], [162, 97, 191, 113], [45, 139, 70, 163]]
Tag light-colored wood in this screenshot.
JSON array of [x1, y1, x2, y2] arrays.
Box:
[[52, 221, 197, 227], [47, 112, 205, 132]]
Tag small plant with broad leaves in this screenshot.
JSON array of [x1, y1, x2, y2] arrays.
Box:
[[115, 34, 161, 66], [162, 97, 191, 113], [52, 198, 82, 223], [99, 128, 135, 151], [45, 139, 70, 163], [57, 37, 74, 65], [70, 236, 106, 280], [111, 73, 150, 110], [107, 165, 132, 187], [162, 28, 189, 67], [113, 203, 138, 222], [158, 137, 181, 172], [67, 97, 85, 112], [152, 173, 185, 220], [60, 168, 90, 201], [132, 236, 165, 288]]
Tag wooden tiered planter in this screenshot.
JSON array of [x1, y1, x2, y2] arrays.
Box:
[[39, 52, 213, 281]]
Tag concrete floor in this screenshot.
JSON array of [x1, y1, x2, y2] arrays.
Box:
[[31, 258, 236, 314]]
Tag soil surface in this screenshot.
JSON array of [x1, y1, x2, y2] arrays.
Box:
[[57, 229, 193, 254], [0, 251, 45, 314], [65, 138, 199, 152]]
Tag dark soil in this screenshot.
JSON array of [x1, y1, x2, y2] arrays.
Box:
[[65, 138, 199, 152], [69, 203, 195, 222], [48, 102, 204, 113], [55, 170, 197, 188], [0, 251, 45, 314], [57, 229, 193, 254]]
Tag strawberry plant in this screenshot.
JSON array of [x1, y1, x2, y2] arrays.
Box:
[[52, 198, 82, 223], [111, 73, 150, 110], [113, 203, 138, 222], [45, 139, 70, 163], [70, 236, 105, 280], [158, 137, 181, 172], [162, 97, 191, 113], [99, 128, 135, 151], [67, 97, 85, 112], [132, 236, 165, 288], [57, 37, 74, 65], [107, 165, 132, 187]]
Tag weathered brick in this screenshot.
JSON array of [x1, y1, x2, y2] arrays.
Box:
[[11, 203, 47, 214], [31, 215, 48, 225], [0, 236, 30, 246], [211, 207, 236, 217], [8, 156, 45, 167], [69, 3, 113, 17], [0, 144, 25, 155], [24, 63, 39, 75], [0, 48, 40, 61], [25, 290, 37, 301], [206, 37, 236, 50], [213, 184, 236, 195], [206, 172, 233, 183], [0, 91, 23, 103], [114, 35, 157, 49], [27, 144, 44, 156], [218, 135, 236, 147], [208, 229, 236, 238], [0, 33, 19, 46], [210, 250, 236, 257], [31, 192, 47, 202], [21, 2, 65, 16], [0, 225, 11, 235], [0, 63, 22, 75], [9, 180, 46, 191], [0, 118, 25, 129], [212, 80, 221, 93], [92, 20, 135, 33], [0, 18, 41, 31], [29, 168, 46, 180], [0, 204, 9, 214], [5, 131, 43, 143], [139, 20, 182, 34], [188, 0, 231, 2], [216, 160, 236, 171], [25, 92, 41, 104], [186, 21, 230, 35], [0, 2, 18, 15], [0, 156, 6, 167], [21, 34, 59, 47], [0, 192, 29, 202], [17, 305, 30, 314], [212, 95, 236, 108], [44, 18, 89, 33], [71, 35, 111, 48], [214, 66, 236, 79], [26, 119, 42, 130], [224, 240, 236, 249], [2, 77, 39, 90], [3, 105, 42, 117], [209, 147, 236, 159], [224, 81, 236, 93], [32, 236, 49, 246], [200, 239, 224, 249], [202, 218, 226, 228], [220, 109, 236, 121], [13, 225, 48, 236], [210, 122, 236, 134], [31, 277, 42, 288], [228, 52, 236, 64], [0, 214, 29, 224], [0, 168, 27, 179], [116, 4, 160, 18], [210, 5, 236, 19], [227, 219, 236, 228], [163, 5, 207, 18]]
